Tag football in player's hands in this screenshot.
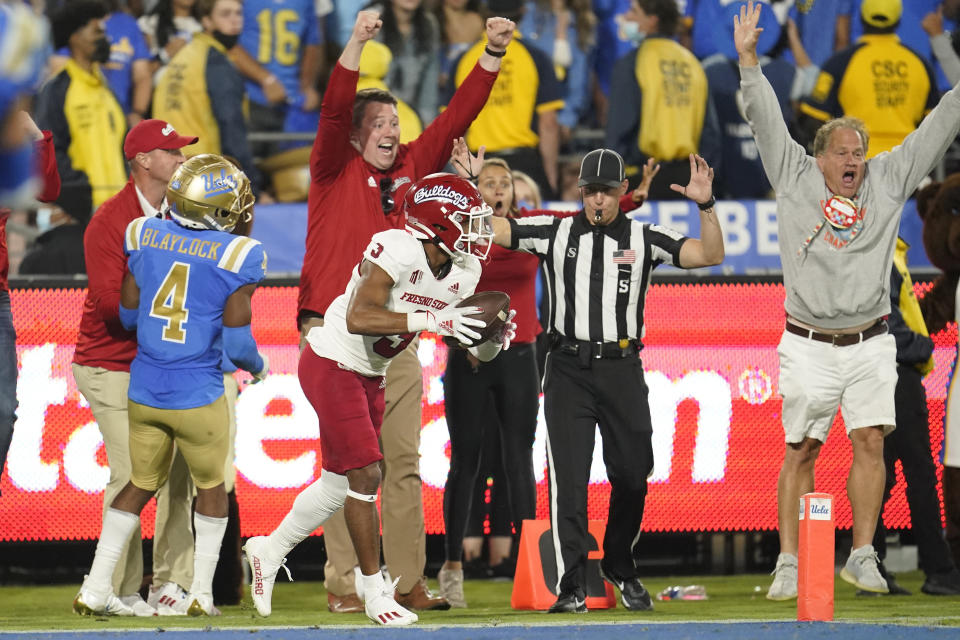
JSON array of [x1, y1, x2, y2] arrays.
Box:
[[443, 291, 511, 348]]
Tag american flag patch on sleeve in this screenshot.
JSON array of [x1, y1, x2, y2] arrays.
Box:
[[612, 249, 636, 264]]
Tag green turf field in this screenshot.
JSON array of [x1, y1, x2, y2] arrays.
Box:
[[1, 571, 959, 631]]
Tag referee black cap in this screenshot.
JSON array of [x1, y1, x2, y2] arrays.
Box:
[[578, 148, 626, 188]]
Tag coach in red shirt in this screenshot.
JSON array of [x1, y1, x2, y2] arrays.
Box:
[[0, 111, 60, 494], [296, 10, 514, 613], [72, 119, 198, 616]]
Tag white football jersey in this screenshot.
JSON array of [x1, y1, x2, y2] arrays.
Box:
[[307, 229, 481, 377]]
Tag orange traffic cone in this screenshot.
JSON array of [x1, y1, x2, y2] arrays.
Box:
[[511, 519, 616, 610]]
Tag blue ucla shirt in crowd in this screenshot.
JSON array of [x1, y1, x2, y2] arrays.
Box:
[[102, 12, 151, 112], [239, 0, 320, 106]]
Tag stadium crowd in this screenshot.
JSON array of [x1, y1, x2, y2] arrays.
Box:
[[7, 0, 960, 274]]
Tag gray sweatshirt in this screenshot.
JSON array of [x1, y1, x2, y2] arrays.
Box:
[[740, 64, 960, 330]]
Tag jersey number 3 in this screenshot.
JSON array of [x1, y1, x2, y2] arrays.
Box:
[[151, 262, 190, 343]]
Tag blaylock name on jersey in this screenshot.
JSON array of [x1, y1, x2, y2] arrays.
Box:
[[412, 184, 470, 210]]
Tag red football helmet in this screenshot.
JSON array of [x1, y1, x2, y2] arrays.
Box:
[[404, 173, 494, 259]]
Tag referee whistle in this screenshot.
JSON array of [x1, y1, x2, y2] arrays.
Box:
[[594, 209, 602, 223]]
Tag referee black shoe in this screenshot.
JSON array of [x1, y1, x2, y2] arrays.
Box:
[[599, 562, 653, 611], [547, 589, 587, 613]]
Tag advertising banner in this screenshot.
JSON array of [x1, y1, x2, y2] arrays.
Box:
[[2, 283, 952, 540]]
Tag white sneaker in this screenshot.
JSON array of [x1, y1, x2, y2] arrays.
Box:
[[363, 576, 418, 626], [244, 535, 292, 617], [119, 594, 157, 617], [173, 592, 222, 616], [148, 581, 189, 616], [841, 545, 889, 593], [73, 584, 134, 616], [437, 568, 467, 608], [766, 553, 798, 601]]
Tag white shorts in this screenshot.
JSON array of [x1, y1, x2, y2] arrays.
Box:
[[777, 329, 897, 443]]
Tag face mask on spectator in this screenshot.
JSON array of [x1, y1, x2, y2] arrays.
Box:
[[620, 20, 645, 45], [35, 208, 53, 234], [212, 30, 239, 50], [92, 37, 110, 63]]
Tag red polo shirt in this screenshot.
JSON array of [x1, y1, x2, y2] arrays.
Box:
[[73, 179, 145, 371], [298, 61, 498, 319]]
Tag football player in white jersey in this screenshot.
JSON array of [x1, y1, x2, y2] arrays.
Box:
[[244, 173, 516, 626]]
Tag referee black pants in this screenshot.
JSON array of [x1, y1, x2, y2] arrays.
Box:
[[873, 365, 957, 576], [543, 349, 654, 595]]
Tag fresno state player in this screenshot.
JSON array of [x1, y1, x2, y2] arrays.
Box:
[[244, 173, 516, 626]]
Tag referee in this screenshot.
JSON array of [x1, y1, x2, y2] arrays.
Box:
[[489, 148, 723, 612]]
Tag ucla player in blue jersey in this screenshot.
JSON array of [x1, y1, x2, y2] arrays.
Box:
[[238, 0, 322, 155], [73, 154, 269, 618]]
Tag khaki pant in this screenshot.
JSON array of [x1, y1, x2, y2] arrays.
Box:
[[300, 319, 426, 594], [73, 365, 194, 595], [128, 395, 230, 490], [223, 373, 239, 493]]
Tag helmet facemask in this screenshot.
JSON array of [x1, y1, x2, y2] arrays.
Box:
[[450, 204, 494, 260]]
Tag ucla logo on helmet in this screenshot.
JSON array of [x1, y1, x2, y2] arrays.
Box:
[[170, 179, 181, 190], [412, 184, 470, 209], [202, 169, 237, 196]]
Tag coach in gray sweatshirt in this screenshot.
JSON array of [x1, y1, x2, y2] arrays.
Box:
[[734, 1, 960, 602]]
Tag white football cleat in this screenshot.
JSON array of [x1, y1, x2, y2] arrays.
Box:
[[244, 535, 292, 617], [363, 576, 418, 626], [148, 581, 189, 616], [174, 592, 221, 616], [119, 594, 157, 616], [73, 585, 134, 617]]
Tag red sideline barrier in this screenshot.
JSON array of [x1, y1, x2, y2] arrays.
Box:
[[798, 493, 834, 621]]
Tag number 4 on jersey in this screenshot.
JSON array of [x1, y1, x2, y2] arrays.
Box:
[[151, 261, 190, 343]]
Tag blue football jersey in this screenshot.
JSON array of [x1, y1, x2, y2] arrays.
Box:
[[124, 217, 266, 410], [239, 0, 320, 105]]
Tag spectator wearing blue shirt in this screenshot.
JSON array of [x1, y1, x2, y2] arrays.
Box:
[[102, 7, 153, 125], [702, 2, 794, 198], [236, 0, 322, 157], [690, 0, 725, 60], [692, 0, 789, 63], [591, 0, 634, 97], [784, 0, 853, 69], [519, 0, 596, 141]]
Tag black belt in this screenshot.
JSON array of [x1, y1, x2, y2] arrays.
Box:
[[784, 319, 887, 347], [553, 336, 638, 359]]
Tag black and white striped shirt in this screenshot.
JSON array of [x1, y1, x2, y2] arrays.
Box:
[[509, 211, 686, 343]]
